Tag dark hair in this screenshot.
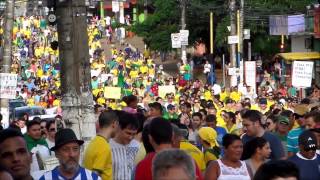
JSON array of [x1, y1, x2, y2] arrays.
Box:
[[142, 123, 155, 153], [304, 111, 320, 123], [199, 109, 207, 116], [26, 119, 41, 131], [266, 114, 277, 123], [0, 113, 2, 121], [123, 95, 138, 106], [33, 117, 42, 121], [242, 110, 262, 124], [46, 120, 55, 130], [226, 112, 236, 124], [192, 112, 202, 120], [149, 102, 163, 113], [116, 111, 139, 130], [0, 128, 24, 144], [242, 137, 268, 160], [280, 110, 293, 119], [149, 118, 173, 145], [99, 110, 118, 128], [253, 160, 299, 180], [205, 114, 217, 123], [222, 134, 241, 149]]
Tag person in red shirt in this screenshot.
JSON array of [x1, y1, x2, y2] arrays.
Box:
[[134, 118, 203, 180]]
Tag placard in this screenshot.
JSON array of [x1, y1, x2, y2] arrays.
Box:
[[0, 73, 18, 99], [112, 1, 120, 12], [180, 30, 189, 45], [158, 86, 176, 98], [104, 87, 121, 99], [245, 61, 257, 92], [292, 61, 314, 88]]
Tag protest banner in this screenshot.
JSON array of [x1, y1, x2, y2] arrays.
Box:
[[158, 85, 176, 98], [0, 73, 18, 99], [292, 61, 313, 88], [104, 87, 122, 99]]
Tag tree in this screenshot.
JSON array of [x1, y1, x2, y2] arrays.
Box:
[[133, 0, 180, 52]]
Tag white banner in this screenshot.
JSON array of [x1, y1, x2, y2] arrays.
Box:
[[245, 61, 256, 92], [292, 61, 314, 88], [0, 73, 18, 99], [171, 33, 181, 48]]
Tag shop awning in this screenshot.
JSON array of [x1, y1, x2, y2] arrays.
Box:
[[276, 52, 320, 61]]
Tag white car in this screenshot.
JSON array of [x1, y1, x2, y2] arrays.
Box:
[[12, 106, 57, 121]]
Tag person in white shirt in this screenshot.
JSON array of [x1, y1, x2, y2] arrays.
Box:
[[110, 111, 140, 180]]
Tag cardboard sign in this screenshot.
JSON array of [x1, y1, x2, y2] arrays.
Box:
[[104, 87, 121, 99], [292, 61, 313, 88], [0, 73, 18, 99], [158, 86, 176, 98]]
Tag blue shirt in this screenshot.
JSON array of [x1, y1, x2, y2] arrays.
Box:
[[39, 166, 101, 180], [288, 153, 320, 180], [287, 127, 304, 153], [215, 126, 227, 146], [242, 132, 285, 160]]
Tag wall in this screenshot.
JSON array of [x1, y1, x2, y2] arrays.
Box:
[[291, 35, 312, 52]]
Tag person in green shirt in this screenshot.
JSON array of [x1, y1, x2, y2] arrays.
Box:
[[24, 120, 49, 152], [163, 104, 179, 121], [273, 116, 290, 156]]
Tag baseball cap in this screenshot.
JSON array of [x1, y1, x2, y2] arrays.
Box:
[[277, 116, 289, 125], [259, 98, 267, 105], [298, 130, 317, 151], [198, 127, 219, 147], [294, 105, 309, 116]]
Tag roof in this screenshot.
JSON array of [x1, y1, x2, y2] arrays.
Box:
[[275, 52, 320, 61]]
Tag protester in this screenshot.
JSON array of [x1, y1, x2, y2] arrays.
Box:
[[45, 120, 56, 150], [204, 114, 227, 145], [288, 130, 320, 180], [204, 134, 251, 180], [287, 105, 309, 156], [0, 128, 33, 180], [253, 160, 299, 180], [83, 110, 118, 180], [242, 137, 271, 177], [39, 128, 101, 180], [110, 111, 140, 180], [241, 110, 285, 159], [198, 127, 220, 165], [134, 118, 173, 180], [152, 149, 196, 180]]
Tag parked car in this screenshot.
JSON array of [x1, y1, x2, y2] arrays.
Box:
[[11, 106, 57, 121], [9, 99, 27, 114]]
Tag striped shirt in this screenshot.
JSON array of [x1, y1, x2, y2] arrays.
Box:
[[39, 166, 101, 180], [109, 139, 140, 180], [287, 127, 304, 153]]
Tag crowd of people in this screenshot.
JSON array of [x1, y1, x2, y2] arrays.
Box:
[[0, 16, 320, 180]]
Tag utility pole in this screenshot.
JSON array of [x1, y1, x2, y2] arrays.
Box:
[[229, 0, 237, 68], [56, 0, 96, 142], [239, 0, 244, 58], [229, 0, 237, 87], [180, 0, 187, 64], [0, 0, 15, 111]]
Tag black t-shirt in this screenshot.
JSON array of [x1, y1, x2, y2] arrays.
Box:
[[242, 131, 285, 160]]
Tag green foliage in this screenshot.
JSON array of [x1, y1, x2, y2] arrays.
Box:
[[132, 0, 179, 52], [133, 0, 315, 54]]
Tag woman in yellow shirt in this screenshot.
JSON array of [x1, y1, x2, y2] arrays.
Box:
[[198, 127, 220, 166]]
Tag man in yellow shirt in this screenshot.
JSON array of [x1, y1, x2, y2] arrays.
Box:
[[83, 110, 119, 180]]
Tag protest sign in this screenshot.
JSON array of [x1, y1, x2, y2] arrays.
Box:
[[104, 87, 122, 99]]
